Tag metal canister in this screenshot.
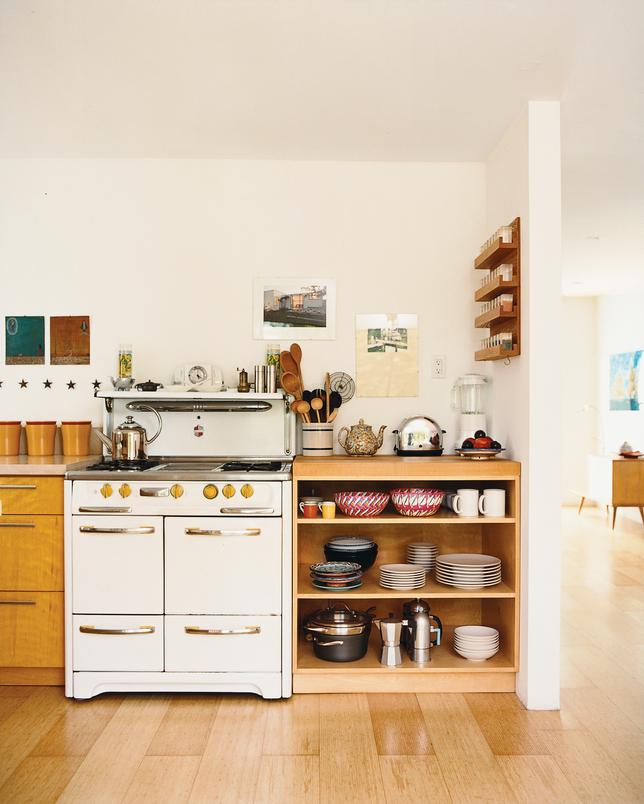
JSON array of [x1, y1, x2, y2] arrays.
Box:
[[254, 365, 267, 393], [266, 364, 277, 393]]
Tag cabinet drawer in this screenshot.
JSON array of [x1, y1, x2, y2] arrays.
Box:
[[165, 615, 281, 672], [165, 517, 282, 615], [72, 615, 163, 671], [72, 516, 163, 614], [0, 477, 63, 515], [0, 591, 64, 667], [0, 516, 63, 591]]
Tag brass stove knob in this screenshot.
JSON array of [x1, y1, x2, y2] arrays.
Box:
[[100, 483, 113, 499], [203, 484, 218, 500], [222, 484, 236, 499], [241, 483, 254, 499], [118, 483, 131, 498], [170, 484, 184, 499]]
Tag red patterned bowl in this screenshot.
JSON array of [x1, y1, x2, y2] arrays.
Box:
[[334, 491, 390, 518], [390, 487, 444, 517]]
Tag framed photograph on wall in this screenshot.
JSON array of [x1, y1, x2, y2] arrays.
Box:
[[253, 278, 336, 340]]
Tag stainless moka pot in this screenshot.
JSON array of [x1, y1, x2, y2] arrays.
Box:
[[373, 614, 404, 667], [402, 599, 443, 664]]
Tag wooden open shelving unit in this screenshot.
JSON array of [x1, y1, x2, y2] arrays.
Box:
[[474, 217, 521, 362], [292, 456, 520, 693]]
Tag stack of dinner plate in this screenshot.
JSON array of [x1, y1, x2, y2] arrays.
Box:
[[405, 542, 438, 572], [379, 563, 426, 590], [435, 554, 502, 589], [310, 561, 363, 591], [452, 625, 499, 661]]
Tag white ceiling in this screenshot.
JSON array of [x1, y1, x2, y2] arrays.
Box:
[[0, 0, 642, 293]]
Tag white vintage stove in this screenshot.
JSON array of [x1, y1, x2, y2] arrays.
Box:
[[64, 390, 295, 700]]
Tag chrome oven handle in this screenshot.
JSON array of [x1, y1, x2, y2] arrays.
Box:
[[139, 487, 169, 497], [184, 625, 261, 636], [184, 527, 261, 537], [0, 522, 36, 528], [220, 507, 274, 515], [0, 484, 37, 490], [79, 625, 155, 635], [79, 525, 155, 535], [78, 506, 132, 513]]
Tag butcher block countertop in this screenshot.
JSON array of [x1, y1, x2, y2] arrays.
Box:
[[0, 455, 98, 475], [293, 454, 520, 480]]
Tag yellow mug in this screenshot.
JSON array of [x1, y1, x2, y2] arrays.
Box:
[[319, 501, 336, 519]]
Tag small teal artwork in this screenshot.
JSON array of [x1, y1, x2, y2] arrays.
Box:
[[5, 316, 45, 365], [609, 350, 642, 411]]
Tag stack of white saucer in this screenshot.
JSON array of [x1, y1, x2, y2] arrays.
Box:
[[405, 543, 438, 572], [452, 626, 499, 662]]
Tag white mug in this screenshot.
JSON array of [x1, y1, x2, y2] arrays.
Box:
[[452, 488, 479, 517], [479, 489, 506, 517]]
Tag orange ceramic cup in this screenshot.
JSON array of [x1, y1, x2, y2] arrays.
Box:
[[25, 421, 57, 456], [0, 421, 22, 456], [61, 421, 92, 456]]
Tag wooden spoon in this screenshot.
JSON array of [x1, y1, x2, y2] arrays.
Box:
[[328, 408, 338, 423], [280, 371, 302, 399], [325, 372, 331, 421], [280, 350, 299, 377], [310, 397, 324, 423], [295, 399, 311, 423], [290, 343, 303, 388]]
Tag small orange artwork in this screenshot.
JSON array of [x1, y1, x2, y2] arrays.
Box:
[[50, 316, 91, 365]]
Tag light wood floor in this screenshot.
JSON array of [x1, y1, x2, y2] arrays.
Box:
[[0, 506, 642, 803]]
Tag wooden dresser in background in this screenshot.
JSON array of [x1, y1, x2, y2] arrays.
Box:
[[0, 476, 65, 684]]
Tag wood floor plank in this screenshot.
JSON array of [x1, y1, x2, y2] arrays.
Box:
[[254, 756, 319, 803], [0, 756, 83, 803], [58, 696, 171, 803], [0, 687, 71, 787], [189, 695, 268, 803], [0, 696, 26, 726], [367, 694, 433, 756], [496, 755, 581, 803], [417, 693, 515, 803], [379, 756, 450, 803], [262, 694, 320, 756], [124, 755, 201, 803], [561, 686, 644, 789], [30, 695, 122, 757], [319, 694, 385, 804], [545, 729, 641, 803], [0, 686, 34, 698], [147, 695, 219, 757], [464, 693, 557, 755]]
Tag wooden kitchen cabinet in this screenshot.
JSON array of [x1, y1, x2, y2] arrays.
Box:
[[0, 475, 65, 685]]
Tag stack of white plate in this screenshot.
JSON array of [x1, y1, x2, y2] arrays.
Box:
[[453, 625, 499, 661], [379, 563, 426, 590], [406, 543, 438, 572], [435, 554, 502, 589]]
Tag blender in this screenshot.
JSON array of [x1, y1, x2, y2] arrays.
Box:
[[451, 374, 488, 447]]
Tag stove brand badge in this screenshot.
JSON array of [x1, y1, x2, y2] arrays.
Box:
[[193, 424, 204, 438]]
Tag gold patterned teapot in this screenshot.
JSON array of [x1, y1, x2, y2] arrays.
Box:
[[337, 419, 387, 456]]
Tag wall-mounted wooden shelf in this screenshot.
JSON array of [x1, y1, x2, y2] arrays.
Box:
[[474, 217, 521, 361]]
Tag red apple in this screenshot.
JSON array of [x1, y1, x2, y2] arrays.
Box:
[[473, 436, 493, 449]]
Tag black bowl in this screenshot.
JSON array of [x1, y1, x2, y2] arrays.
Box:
[[324, 543, 378, 571]]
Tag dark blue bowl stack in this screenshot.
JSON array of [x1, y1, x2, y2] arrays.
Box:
[[323, 536, 379, 571]]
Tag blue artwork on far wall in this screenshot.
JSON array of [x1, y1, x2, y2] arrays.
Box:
[[5, 316, 45, 365], [609, 350, 642, 411]]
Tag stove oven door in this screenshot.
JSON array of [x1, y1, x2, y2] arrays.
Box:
[[165, 517, 281, 615]]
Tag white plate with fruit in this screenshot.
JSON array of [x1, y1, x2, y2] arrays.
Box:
[[455, 431, 505, 460]]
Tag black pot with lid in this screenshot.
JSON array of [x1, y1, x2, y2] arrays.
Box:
[[304, 603, 374, 662]]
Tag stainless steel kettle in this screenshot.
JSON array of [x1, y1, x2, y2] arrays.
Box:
[[96, 406, 162, 461], [402, 599, 442, 663]]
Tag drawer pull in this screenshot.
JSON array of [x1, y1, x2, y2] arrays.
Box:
[[184, 527, 261, 537], [79, 625, 155, 635], [0, 522, 36, 528], [139, 487, 170, 497], [0, 484, 37, 490], [78, 506, 132, 513], [185, 625, 261, 636], [220, 507, 274, 515], [0, 599, 36, 605], [79, 525, 155, 535]]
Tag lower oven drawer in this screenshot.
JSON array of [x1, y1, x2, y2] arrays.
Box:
[[72, 615, 164, 671], [165, 615, 281, 672]]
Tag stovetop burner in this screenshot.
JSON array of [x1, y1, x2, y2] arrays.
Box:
[[218, 461, 283, 472], [85, 458, 162, 472]]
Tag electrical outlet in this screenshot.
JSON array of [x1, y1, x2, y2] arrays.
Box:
[[431, 356, 445, 379]]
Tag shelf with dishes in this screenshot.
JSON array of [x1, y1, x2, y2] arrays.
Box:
[[296, 512, 516, 525]]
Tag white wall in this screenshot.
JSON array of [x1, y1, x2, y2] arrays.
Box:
[[0, 159, 485, 451], [561, 297, 598, 503], [486, 102, 562, 709]]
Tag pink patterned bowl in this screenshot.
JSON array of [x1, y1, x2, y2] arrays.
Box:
[[390, 487, 444, 517], [334, 491, 390, 518]]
